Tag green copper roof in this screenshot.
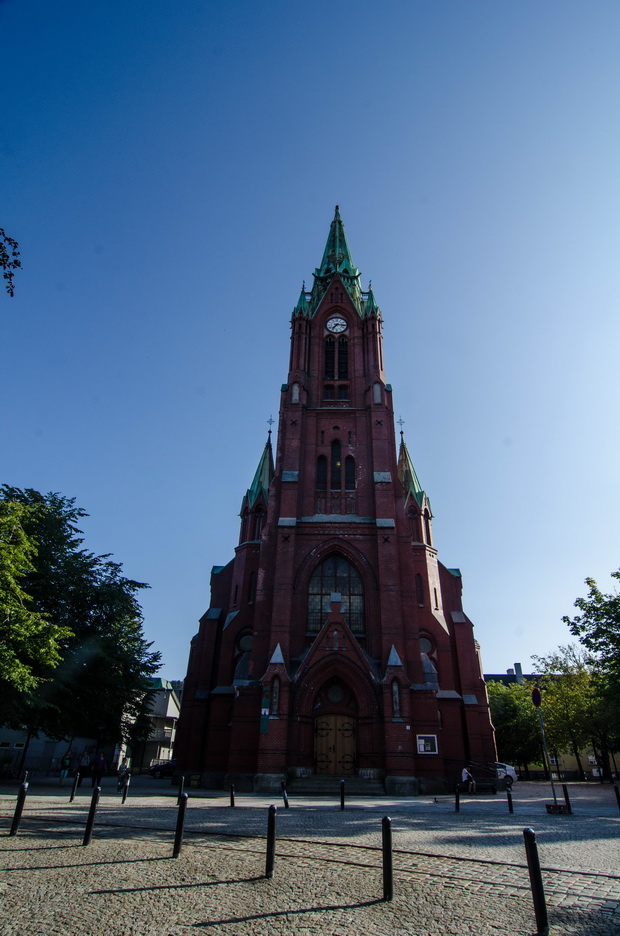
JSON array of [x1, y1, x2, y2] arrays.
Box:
[[316, 205, 360, 279], [244, 434, 275, 509], [293, 207, 380, 320], [363, 283, 380, 316], [397, 435, 432, 515], [293, 283, 310, 316]]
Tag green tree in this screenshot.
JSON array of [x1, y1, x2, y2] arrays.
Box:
[[0, 228, 21, 296], [0, 486, 161, 746], [563, 571, 620, 778], [563, 571, 620, 681], [0, 499, 71, 689], [486, 680, 542, 772], [531, 645, 594, 780]]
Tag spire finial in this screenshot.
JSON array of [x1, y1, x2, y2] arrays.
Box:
[[267, 415, 274, 438]]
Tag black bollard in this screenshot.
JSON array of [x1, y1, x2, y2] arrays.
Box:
[[614, 785, 620, 813], [70, 772, 80, 803], [265, 804, 277, 878], [455, 784, 460, 812], [82, 786, 101, 846], [177, 775, 185, 806], [230, 784, 235, 807], [561, 784, 572, 815], [281, 780, 289, 809], [523, 828, 549, 936], [507, 787, 514, 814], [121, 774, 131, 804], [340, 778, 345, 811], [382, 815, 393, 901], [172, 793, 188, 858], [9, 782, 29, 837]]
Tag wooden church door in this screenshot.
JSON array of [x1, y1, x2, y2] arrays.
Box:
[[314, 714, 356, 775]]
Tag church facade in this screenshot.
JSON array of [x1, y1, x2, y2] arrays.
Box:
[[175, 208, 496, 794]]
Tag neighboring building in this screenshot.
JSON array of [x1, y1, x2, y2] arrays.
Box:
[[175, 208, 496, 794], [128, 678, 181, 772], [0, 730, 106, 779], [0, 679, 183, 779]]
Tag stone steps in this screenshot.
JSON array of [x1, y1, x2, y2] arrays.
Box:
[[286, 775, 385, 796]]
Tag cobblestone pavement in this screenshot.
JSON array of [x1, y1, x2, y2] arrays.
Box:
[[1, 780, 619, 935]]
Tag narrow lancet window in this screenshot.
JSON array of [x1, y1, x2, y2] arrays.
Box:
[[325, 336, 335, 379], [337, 336, 348, 379], [416, 573, 424, 606]]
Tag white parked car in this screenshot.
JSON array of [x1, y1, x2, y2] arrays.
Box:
[[495, 762, 518, 784]]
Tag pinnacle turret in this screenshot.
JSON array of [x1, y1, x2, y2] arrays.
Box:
[[242, 434, 275, 510], [397, 434, 432, 515]]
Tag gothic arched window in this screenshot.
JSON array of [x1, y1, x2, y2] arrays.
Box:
[[416, 573, 424, 606], [392, 680, 401, 717], [337, 336, 348, 379], [254, 509, 265, 539], [424, 510, 432, 545], [316, 455, 327, 491], [324, 336, 335, 379], [307, 554, 365, 634]]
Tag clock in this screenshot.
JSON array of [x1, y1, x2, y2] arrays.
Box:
[[326, 316, 347, 333]]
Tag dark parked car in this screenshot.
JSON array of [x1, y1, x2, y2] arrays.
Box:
[[148, 759, 176, 779]]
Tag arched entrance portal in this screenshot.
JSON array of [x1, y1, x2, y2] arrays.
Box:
[[313, 678, 357, 776]]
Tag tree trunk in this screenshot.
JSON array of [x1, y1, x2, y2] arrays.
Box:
[[570, 738, 586, 781]]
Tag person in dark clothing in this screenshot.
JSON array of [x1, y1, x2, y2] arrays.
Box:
[[90, 752, 107, 788]]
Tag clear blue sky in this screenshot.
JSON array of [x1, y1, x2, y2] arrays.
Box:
[[3, 1, 619, 679]]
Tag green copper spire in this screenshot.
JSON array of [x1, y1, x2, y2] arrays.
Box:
[[397, 434, 432, 515], [306, 206, 365, 316], [292, 282, 310, 317], [316, 206, 360, 279], [245, 433, 275, 509], [363, 282, 380, 318]]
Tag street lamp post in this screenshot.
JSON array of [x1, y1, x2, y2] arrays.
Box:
[[532, 687, 557, 805]]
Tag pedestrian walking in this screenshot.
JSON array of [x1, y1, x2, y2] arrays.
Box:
[[91, 751, 107, 788]]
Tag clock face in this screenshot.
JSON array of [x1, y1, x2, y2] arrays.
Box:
[[326, 316, 347, 334]]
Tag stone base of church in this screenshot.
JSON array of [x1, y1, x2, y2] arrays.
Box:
[[416, 775, 452, 795], [253, 772, 287, 793], [384, 775, 419, 795]]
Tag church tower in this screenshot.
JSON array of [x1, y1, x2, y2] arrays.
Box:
[[175, 208, 496, 794]]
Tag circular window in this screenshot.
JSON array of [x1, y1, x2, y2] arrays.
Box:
[[239, 634, 253, 652], [419, 637, 433, 654]]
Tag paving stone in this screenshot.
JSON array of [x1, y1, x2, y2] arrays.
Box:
[[1, 779, 619, 935]]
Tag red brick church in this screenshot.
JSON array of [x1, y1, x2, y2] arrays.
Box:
[[175, 208, 496, 793]]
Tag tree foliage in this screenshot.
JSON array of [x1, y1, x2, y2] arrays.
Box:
[[0, 486, 161, 745], [563, 571, 620, 682], [562, 572, 620, 774], [531, 645, 596, 778], [486, 680, 542, 767], [0, 500, 72, 690], [0, 228, 21, 296]]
